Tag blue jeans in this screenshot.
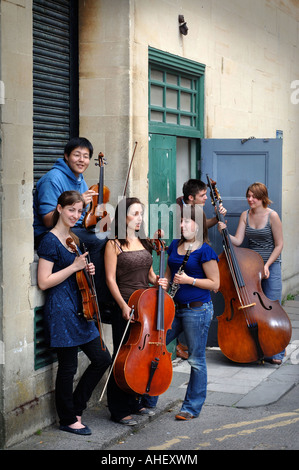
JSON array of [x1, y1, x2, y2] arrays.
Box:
[[143, 301, 214, 417], [262, 262, 282, 304], [262, 262, 285, 362]]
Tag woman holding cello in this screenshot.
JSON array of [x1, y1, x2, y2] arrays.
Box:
[[37, 190, 111, 435], [218, 182, 285, 364], [104, 197, 168, 425]]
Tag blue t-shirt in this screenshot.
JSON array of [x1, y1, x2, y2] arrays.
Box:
[[33, 158, 88, 238], [37, 232, 99, 348], [168, 239, 219, 304]]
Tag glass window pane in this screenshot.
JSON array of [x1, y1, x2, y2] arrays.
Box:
[[192, 95, 196, 112], [181, 77, 192, 89], [166, 88, 178, 109], [166, 113, 178, 124], [180, 115, 191, 126], [150, 85, 163, 107], [151, 69, 163, 81], [150, 110, 164, 122], [166, 73, 178, 85], [180, 92, 191, 112]]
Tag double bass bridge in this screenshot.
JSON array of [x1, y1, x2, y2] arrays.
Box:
[[238, 302, 256, 310]]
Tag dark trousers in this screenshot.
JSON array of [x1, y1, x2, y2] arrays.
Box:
[[55, 336, 111, 426]]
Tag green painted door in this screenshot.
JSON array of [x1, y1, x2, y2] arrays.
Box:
[[148, 133, 177, 359], [148, 133, 177, 274]]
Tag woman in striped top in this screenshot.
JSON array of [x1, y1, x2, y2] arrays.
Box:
[[218, 182, 284, 365]]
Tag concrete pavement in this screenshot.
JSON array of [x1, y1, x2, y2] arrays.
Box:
[[7, 298, 299, 450]]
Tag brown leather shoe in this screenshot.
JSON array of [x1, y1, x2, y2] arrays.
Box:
[[175, 411, 194, 420], [176, 342, 189, 359]]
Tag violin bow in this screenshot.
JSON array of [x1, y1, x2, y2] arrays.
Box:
[[122, 141, 138, 196], [99, 308, 135, 402]]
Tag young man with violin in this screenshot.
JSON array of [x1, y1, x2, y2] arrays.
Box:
[[33, 137, 113, 309]]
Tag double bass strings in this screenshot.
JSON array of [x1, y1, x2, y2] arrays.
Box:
[[222, 230, 257, 328]]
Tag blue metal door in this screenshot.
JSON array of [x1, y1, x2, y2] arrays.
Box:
[[200, 138, 283, 346], [201, 138, 282, 254]]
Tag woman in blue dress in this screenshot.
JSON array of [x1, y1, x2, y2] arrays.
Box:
[[146, 204, 219, 419], [37, 190, 111, 435]]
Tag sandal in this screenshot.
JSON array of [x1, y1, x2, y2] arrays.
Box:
[[134, 407, 155, 416], [265, 358, 282, 365], [118, 416, 137, 426]]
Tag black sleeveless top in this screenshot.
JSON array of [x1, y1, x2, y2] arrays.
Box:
[[115, 244, 153, 300]]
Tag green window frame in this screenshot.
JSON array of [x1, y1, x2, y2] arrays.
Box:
[[148, 47, 205, 138]]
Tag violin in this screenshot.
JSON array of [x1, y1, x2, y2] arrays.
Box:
[[206, 175, 292, 363], [83, 152, 110, 231], [113, 234, 175, 396], [66, 237, 106, 350]]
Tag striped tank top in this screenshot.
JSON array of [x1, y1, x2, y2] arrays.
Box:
[[245, 210, 281, 264]]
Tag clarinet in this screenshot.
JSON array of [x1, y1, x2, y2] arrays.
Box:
[[169, 244, 192, 299]]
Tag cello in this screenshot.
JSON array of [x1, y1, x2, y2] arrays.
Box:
[[83, 152, 110, 231], [206, 176, 292, 363], [113, 235, 175, 396], [66, 237, 106, 351]]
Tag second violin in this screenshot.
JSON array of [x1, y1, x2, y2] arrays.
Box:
[[83, 152, 110, 231]]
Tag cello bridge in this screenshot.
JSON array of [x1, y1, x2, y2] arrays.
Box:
[[149, 341, 163, 346]]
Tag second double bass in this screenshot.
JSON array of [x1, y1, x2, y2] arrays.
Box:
[[207, 176, 292, 363]]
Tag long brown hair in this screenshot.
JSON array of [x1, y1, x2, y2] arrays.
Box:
[[111, 197, 153, 252]]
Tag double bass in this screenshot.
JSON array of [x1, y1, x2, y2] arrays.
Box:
[[113, 235, 175, 396], [83, 152, 110, 231], [206, 176, 292, 363]]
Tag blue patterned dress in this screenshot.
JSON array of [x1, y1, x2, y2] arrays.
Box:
[[37, 232, 99, 348]]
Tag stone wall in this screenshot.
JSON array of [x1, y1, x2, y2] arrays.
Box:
[[0, 0, 298, 447]]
